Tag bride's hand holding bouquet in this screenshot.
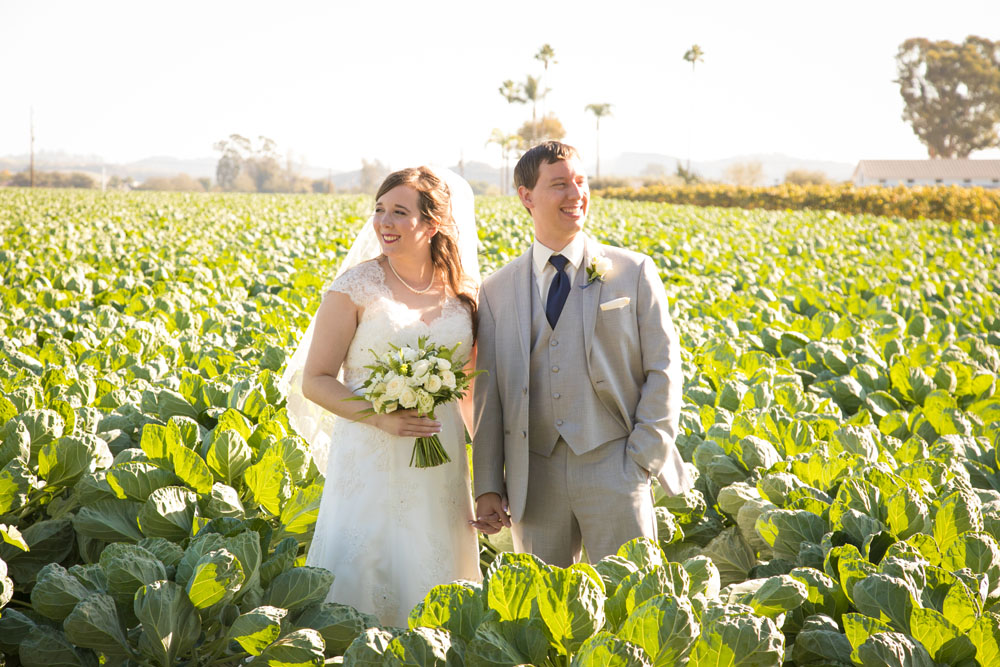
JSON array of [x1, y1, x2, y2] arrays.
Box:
[[353, 336, 478, 467]]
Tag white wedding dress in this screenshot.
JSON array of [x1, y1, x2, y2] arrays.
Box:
[[301, 259, 482, 627]]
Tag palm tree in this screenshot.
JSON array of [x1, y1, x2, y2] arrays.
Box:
[[534, 44, 557, 72], [498, 79, 525, 106], [584, 104, 613, 179], [534, 44, 557, 117], [683, 44, 704, 72], [682, 45, 705, 171], [521, 74, 548, 125]]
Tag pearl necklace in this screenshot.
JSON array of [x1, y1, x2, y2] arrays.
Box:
[[386, 258, 435, 294]]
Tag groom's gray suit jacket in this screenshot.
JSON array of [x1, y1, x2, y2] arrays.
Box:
[[473, 234, 691, 523]]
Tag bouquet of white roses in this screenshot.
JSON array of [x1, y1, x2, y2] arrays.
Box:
[[355, 336, 476, 468]]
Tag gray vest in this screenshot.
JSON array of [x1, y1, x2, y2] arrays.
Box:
[[529, 277, 628, 456]]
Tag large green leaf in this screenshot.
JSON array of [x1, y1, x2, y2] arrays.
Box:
[[275, 482, 322, 544], [383, 626, 452, 666], [62, 593, 131, 657], [297, 602, 379, 657], [72, 498, 144, 542], [99, 542, 167, 610], [244, 453, 293, 515], [30, 563, 92, 621], [537, 565, 606, 655], [206, 429, 252, 485], [687, 612, 784, 666], [487, 562, 542, 622], [228, 605, 287, 656], [186, 547, 245, 609], [264, 566, 335, 613], [105, 461, 179, 502], [570, 631, 653, 667], [134, 580, 201, 667], [137, 485, 198, 540], [18, 625, 97, 667], [408, 582, 486, 642], [620, 594, 699, 666]]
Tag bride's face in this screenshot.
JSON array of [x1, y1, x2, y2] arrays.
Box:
[[374, 185, 436, 259]]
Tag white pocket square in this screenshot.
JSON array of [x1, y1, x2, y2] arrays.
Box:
[[600, 297, 630, 311]]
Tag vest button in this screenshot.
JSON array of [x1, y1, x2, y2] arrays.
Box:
[[553, 393, 561, 399], [521, 430, 527, 438], [551, 365, 559, 373], [550, 339, 559, 347], [556, 419, 564, 426]]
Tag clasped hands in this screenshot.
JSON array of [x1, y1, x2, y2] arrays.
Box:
[[470, 492, 511, 534]]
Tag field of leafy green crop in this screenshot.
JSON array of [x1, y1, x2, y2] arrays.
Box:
[[1, 187, 999, 666]]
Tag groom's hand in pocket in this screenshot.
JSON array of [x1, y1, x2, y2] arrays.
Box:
[[471, 493, 510, 534]]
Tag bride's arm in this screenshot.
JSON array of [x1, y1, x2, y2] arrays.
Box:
[[301, 290, 440, 438], [459, 345, 477, 436]]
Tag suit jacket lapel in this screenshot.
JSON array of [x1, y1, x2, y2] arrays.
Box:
[[511, 250, 533, 366], [580, 234, 603, 358]]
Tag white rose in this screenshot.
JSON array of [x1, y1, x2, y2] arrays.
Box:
[[398, 386, 418, 409], [424, 374, 443, 393], [440, 370, 456, 390], [405, 374, 423, 387], [401, 347, 418, 362], [435, 358, 452, 371], [417, 391, 435, 415], [372, 396, 385, 413], [593, 255, 612, 275], [384, 375, 406, 400], [412, 359, 432, 378], [371, 381, 387, 395]]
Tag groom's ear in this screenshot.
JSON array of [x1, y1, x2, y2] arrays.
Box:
[[517, 185, 534, 213]]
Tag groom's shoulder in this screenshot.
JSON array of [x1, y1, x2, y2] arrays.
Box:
[[597, 243, 651, 271]]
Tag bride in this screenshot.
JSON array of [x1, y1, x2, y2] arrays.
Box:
[[280, 166, 482, 627]]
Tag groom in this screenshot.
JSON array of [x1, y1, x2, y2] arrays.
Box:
[[472, 141, 691, 566]]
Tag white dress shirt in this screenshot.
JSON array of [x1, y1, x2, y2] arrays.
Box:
[[531, 234, 586, 302]]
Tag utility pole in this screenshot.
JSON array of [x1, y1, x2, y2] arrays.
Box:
[[30, 107, 35, 188]]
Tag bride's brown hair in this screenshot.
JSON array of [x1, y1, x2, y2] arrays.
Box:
[[376, 167, 478, 340]]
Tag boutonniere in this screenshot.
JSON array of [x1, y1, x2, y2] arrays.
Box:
[[584, 255, 611, 287]]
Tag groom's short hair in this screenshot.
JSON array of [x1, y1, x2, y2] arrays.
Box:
[[514, 141, 580, 190]]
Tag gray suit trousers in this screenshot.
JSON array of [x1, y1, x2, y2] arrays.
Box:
[[511, 436, 657, 567]]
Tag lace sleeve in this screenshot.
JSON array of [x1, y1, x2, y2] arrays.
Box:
[[324, 259, 384, 309]]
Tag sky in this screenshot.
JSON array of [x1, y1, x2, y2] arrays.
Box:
[[2, 0, 999, 173]]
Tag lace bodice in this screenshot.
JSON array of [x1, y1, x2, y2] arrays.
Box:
[[326, 260, 474, 390]]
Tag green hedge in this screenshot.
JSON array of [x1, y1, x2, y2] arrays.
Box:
[[594, 183, 1000, 223]]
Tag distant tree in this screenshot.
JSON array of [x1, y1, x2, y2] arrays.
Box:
[[487, 129, 522, 194], [723, 161, 765, 186], [11, 170, 96, 188], [896, 36, 1000, 158], [214, 134, 252, 190], [517, 114, 565, 147], [0, 169, 11, 185], [675, 161, 701, 185], [311, 179, 334, 194], [359, 159, 390, 194], [197, 177, 212, 191], [138, 173, 205, 192], [584, 103, 613, 179], [784, 169, 828, 185]]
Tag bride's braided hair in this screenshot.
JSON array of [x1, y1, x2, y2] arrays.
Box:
[[376, 167, 478, 340]]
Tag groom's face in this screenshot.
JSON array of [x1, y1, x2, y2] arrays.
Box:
[[519, 157, 590, 250]]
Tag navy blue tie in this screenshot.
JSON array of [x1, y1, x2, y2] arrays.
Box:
[[545, 254, 570, 329]]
